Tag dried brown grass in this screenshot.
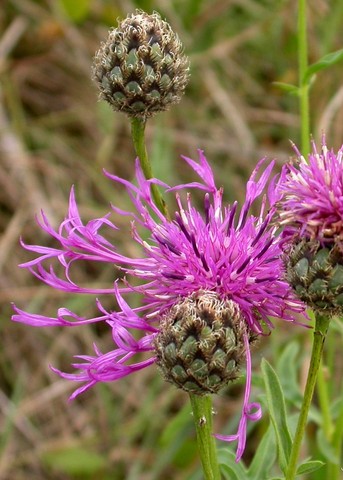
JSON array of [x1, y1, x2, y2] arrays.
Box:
[[1, 1, 342, 478]]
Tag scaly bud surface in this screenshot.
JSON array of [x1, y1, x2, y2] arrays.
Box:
[[92, 10, 189, 118], [285, 238, 343, 315], [154, 292, 252, 395]]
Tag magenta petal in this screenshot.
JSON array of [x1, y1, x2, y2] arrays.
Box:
[[277, 140, 343, 241], [214, 332, 262, 461], [12, 303, 110, 327]]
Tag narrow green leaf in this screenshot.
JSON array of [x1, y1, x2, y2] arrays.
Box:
[[277, 342, 303, 406], [42, 446, 106, 475], [159, 403, 192, 445], [261, 358, 292, 474], [218, 448, 248, 480], [0, 370, 25, 455], [316, 428, 339, 464], [248, 426, 275, 480], [172, 439, 197, 469], [296, 459, 325, 475], [221, 465, 246, 480], [303, 48, 343, 84], [272, 82, 299, 95]]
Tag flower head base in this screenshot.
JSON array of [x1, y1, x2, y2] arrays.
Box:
[[12, 151, 305, 460], [155, 291, 254, 395], [277, 139, 343, 315], [92, 10, 189, 118], [284, 239, 343, 315]]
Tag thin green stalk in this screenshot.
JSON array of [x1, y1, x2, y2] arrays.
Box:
[[298, 0, 310, 156], [130, 117, 169, 217], [326, 372, 343, 480], [130, 116, 219, 478], [331, 393, 343, 479], [189, 394, 221, 480], [316, 360, 333, 440], [285, 313, 330, 480]]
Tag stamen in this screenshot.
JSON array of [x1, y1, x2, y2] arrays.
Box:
[[204, 193, 210, 224], [226, 201, 238, 233], [175, 212, 191, 241]]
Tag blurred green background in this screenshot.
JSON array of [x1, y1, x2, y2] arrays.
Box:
[[1, 1, 343, 479]]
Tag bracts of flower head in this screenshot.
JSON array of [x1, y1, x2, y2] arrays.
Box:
[[276, 136, 343, 316], [92, 10, 190, 118], [12, 151, 306, 460]]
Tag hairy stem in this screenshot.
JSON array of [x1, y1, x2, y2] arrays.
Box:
[[189, 394, 221, 480], [130, 117, 169, 217], [298, 0, 310, 156]]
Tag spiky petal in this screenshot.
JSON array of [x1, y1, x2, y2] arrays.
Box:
[[278, 139, 343, 241]]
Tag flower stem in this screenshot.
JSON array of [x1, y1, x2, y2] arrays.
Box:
[[298, 0, 310, 156], [130, 117, 169, 217], [285, 313, 330, 480], [189, 394, 221, 480], [130, 117, 220, 477], [328, 384, 343, 480], [316, 360, 333, 440], [326, 364, 343, 480]]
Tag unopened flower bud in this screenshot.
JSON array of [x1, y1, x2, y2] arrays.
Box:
[[92, 10, 190, 118], [284, 238, 343, 316], [154, 291, 253, 395]]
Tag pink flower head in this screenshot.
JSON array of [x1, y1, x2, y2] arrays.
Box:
[[12, 151, 305, 460], [277, 138, 343, 242]]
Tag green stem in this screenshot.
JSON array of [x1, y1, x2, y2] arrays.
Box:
[[189, 394, 221, 480], [316, 360, 333, 440], [131, 117, 220, 478], [285, 313, 331, 480], [130, 117, 169, 217], [326, 372, 343, 479], [298, 0, 310, 156], [332, 394, 343, 478]]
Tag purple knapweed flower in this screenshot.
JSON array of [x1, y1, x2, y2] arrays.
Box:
[[12, 152, 305, 460], [278, 138, 343, 242], [277, 138, 343, 315]]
